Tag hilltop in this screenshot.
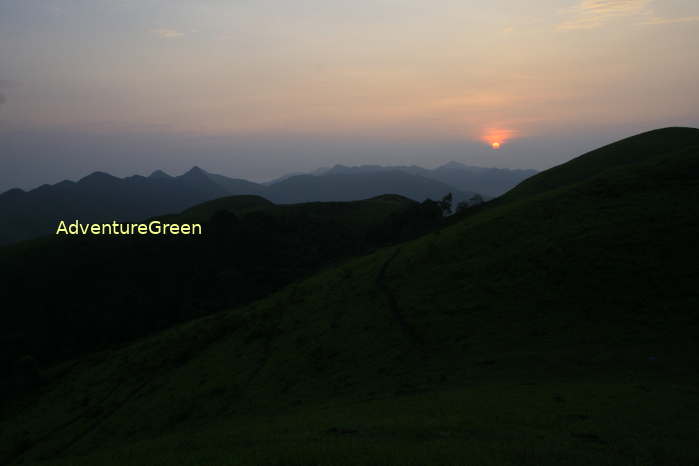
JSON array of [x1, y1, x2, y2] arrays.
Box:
[[2, 128, 699, 465], [0, 166, 475, 245], [0, 167, 263, 245]]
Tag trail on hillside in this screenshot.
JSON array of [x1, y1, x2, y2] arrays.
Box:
[[58, 380, 149, 456], [376, 248, 423, 347], [6, 378, 147, 465]]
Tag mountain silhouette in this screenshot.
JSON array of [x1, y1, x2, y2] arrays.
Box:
[[0, 168, 474, 245], [2, 128, 698, 465], [148, 169, 172, 179], [265, 170, 475, 204], [0, 168, 257, 245], [276, 162, 537, 197]]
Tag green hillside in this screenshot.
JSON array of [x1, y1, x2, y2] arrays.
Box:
[[0, 193, 440, 376], [179, 193, 418, 230], [165, 194, 275, 222], [503, 127, 699, 200], [2, 128, 699, 466]]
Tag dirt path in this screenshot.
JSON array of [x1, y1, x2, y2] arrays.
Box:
[[376, 248, 423, 347]]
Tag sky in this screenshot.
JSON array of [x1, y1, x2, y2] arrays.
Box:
[[1, 0, 698, 192]]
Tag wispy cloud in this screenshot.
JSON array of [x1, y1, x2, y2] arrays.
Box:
[[557, 0, 652, 31], [558, 0, 699, 30], [150, 28, 184, 39], [641, 15, 699, 25]]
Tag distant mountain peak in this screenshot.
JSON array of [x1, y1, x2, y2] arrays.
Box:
[[0, 187, 25, 199], [182, 166, 209, 177], [441, 161, 467, 170], [79, 171, 119, 183], [149, 169, 172, 179]]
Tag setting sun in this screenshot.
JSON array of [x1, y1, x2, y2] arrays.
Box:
[[480, 128, 518, 150]]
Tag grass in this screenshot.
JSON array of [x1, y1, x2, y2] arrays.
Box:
[[2, 128, 699, 465], [21, 379, 699, 466]]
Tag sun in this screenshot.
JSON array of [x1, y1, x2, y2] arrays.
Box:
[[480, 127, 517, 150]]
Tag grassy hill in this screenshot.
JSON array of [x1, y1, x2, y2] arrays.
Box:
[[2, 128, 699, 465], [502, 127, 699, 200], [0, 165, 463, 246], [0, 194, 440, 381]]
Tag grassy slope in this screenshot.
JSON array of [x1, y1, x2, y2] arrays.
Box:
[[0, 194, 417, 244], [3, 129, 699, 466], [0, 193, 427, 374], [0, 195, 274, 257], [502, 127, 699, 200], [163, 195, 275, 222]]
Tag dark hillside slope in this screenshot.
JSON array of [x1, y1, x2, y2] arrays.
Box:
[[0, 194, 441, 379], [503, 126, 699, 200], [2, 129, 699, 465], [159, 194, 275, 223]]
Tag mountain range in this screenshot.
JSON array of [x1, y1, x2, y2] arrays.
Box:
[[2, 127, 698, 465], [302, 162, 537, 197], [0, 162, 534, 245]]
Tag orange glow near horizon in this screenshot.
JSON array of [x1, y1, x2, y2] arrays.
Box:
[[481, 128, 518, 149]]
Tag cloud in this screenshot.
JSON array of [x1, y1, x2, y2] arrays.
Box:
[[480, 127, 520, 145], [558, 0, 699, 30], [557, 0, 652, 31], [0, 93, 5, 108], [150, 28, 184, 39], [641, 15, 699, 25]]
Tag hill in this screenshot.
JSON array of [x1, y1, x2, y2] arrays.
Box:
[[265, 170, 475, 205], [2, 128, 699, 465], [0, 193, 442, 379], [0, 168, 466, 245], [502, 127, 699, 200], [0, 167, 265, 245]]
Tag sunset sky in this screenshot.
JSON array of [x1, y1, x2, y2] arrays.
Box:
[[1, 0, 698, 191]]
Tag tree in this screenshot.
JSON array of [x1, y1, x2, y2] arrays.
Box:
[[439, 192, 453, 215]]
